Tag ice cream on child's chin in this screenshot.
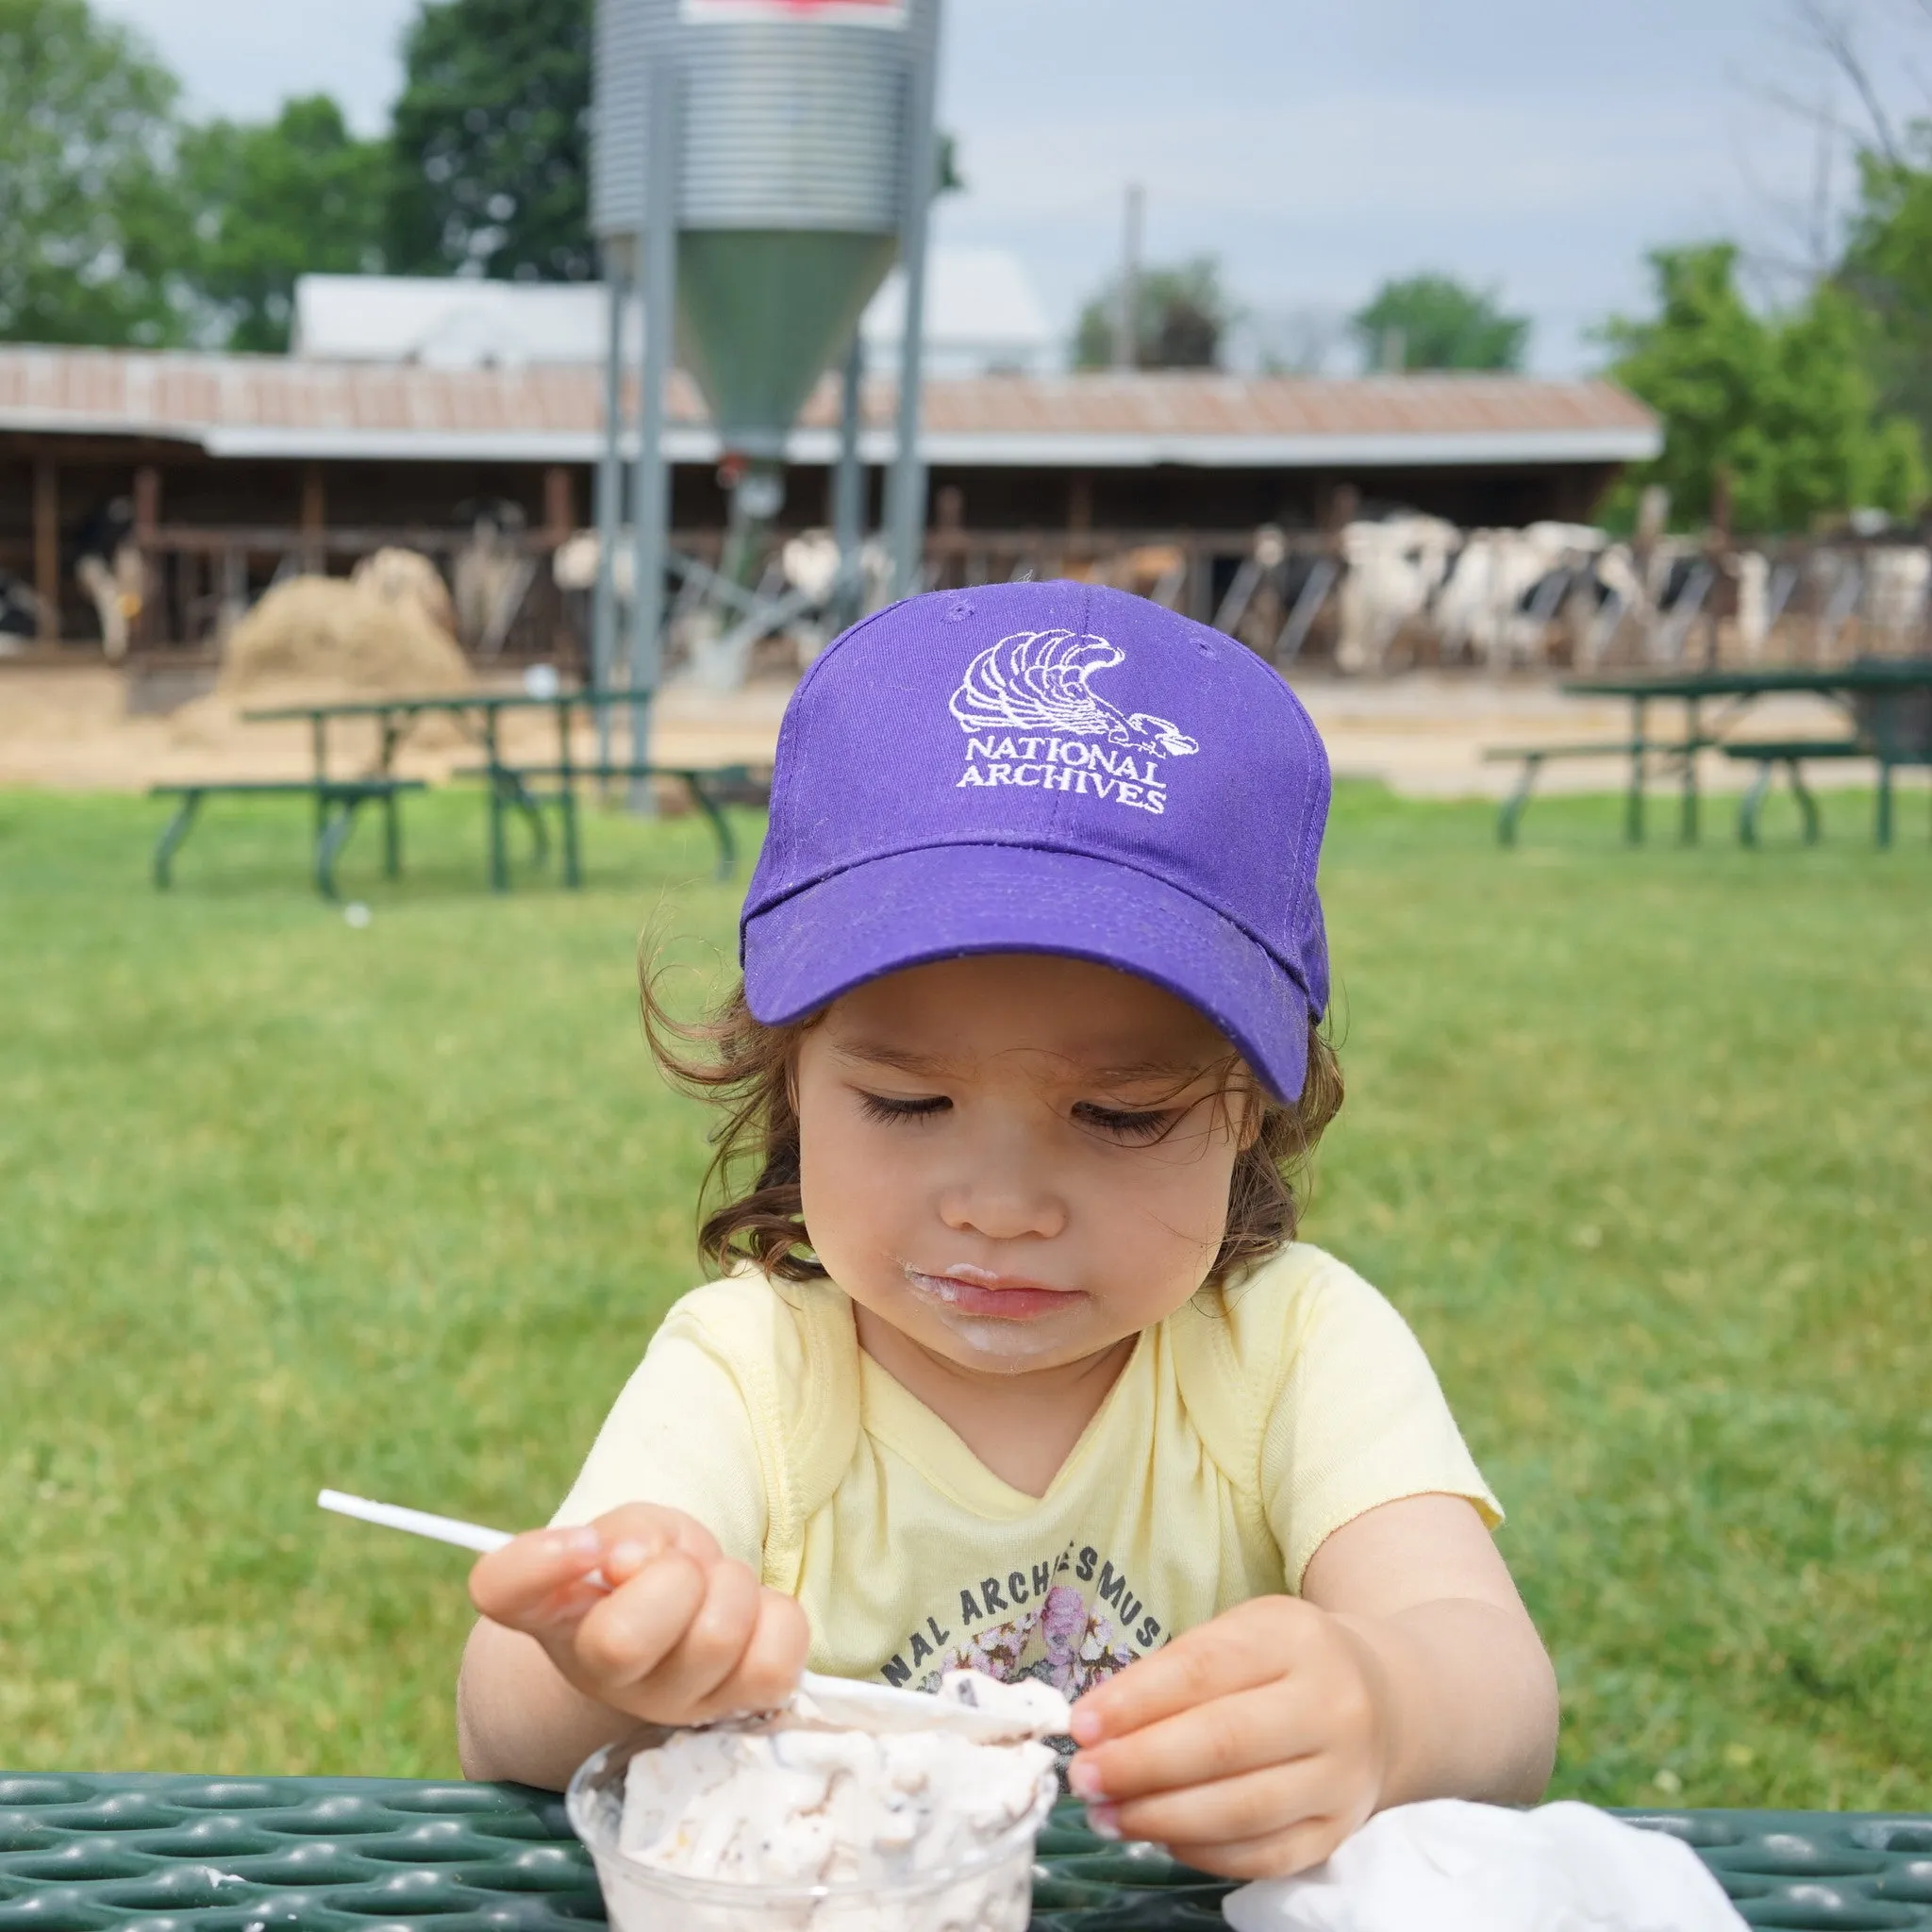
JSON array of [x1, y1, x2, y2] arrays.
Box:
[[616, 1671, 1068, 1890]]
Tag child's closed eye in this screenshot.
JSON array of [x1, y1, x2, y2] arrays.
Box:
[[858, 1091, 951, 1124], [1071, 1101, 1181, 1143]]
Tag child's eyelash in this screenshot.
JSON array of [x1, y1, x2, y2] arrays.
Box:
[[1073, 1103, 1179, 1142], [856, 1092, 1179, 1141], [858, 1091, 951, 1124]]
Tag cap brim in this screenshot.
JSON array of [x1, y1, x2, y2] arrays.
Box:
[[741, 845, 1312, 1102]]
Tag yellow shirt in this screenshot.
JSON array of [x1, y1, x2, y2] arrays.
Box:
[[554, 1242, 1499, 1699]]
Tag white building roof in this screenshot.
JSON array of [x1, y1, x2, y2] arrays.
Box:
[[291, 247, 1057, 376], [859, 246, 1054, 375]]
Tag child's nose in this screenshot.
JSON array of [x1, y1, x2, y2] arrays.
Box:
[[937, 1133, 1069, 1241]]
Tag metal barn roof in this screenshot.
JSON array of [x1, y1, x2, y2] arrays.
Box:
[[0, 345, 1661, 470]]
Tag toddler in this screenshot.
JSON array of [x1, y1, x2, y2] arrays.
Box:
[[458, 583, 1557, 1877]]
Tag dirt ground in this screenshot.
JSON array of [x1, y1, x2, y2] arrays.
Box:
[[0, 657, 1880, 801]]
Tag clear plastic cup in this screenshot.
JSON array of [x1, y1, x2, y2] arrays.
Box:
[[566, 1723, 1056, 1932]]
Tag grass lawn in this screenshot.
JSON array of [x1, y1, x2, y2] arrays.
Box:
[[2, 779, 1927, 1812]]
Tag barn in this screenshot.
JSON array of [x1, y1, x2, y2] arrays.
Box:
[[0, 338, 1658, 654]]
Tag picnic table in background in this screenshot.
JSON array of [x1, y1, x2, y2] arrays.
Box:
[[149, 777, 426, 901], [1485, 659, 1932, 848], [240, 690, 763, 890], [1, 1772, 1928, 1930]]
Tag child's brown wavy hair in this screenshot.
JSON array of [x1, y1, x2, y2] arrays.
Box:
[[641, 958, 1343, 1292]]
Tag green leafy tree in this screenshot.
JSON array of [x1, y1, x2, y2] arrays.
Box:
[[0, 0, 187, 345], [1349, 273, 1529, 372], [1840, 139, 1932, 452], [1600, 242, 1925, 533], [1074, 257, 1231, 370], [179, 96, 388, 352], [386, 0, 595, 281]]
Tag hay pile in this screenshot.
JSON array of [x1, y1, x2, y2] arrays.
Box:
[[218, 553, 470, 700], [169, 551, 473, 751]]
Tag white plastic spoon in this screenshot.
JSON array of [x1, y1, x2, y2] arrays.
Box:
[[316, 1489, 1065, 1742]]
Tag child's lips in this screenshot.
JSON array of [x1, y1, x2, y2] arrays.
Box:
[[903, 1266, 1084, 1322]]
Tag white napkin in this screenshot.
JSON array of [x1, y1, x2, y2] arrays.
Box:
[[1222, 1800, 1747, 1932]]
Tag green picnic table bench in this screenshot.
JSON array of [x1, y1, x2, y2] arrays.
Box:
[[1481, 739, 1707, 847], [1545, 660, 1932, 850], [1718, 738, 1862, 845], [3, 1772, 1929, 1930], [1484, 660, 1932, 848], [454, 759, 764, 888], [243, 691, 768, 894], [149, 778, 426, 900]]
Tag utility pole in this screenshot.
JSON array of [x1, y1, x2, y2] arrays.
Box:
[[832, 332, 867, 631], [1113, 183, 1143, 371], [628, 55, 680, 814], [591, 239, 632, 780], [885, 0, 944, 598]]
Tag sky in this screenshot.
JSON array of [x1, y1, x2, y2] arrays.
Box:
[[91, 0, 1932, 375]]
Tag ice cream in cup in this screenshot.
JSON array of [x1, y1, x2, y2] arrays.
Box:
[[566, 1671, 1066, 1932]]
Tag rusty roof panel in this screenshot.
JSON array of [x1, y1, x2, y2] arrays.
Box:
[[0, 347, 1657, 458]]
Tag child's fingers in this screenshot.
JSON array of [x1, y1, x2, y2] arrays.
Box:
[[1158, 1811, 1348, 1884], [1069, 1607, 1289, 1746], [725, 1591, 811, 1713], [1069, 1686, 1303, 1807], [468, 1526, 606, 1626], [1094, 1754, 1327, 1854], [594, 1503, 720, 1568], [630, 1559, 765, 1718], [572, 1551, 708, 1690]]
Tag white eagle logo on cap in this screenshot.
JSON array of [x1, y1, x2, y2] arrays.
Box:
[[948, 630, 1200, 758]]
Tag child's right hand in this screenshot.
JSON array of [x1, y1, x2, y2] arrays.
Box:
[[467, 1504, 810, 1728]]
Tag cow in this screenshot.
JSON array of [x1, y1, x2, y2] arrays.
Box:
[[1862, 544, 1931, 644], [1334, 514, 1461, 673], [0, 572, 42, 653], [1431, 523, 1610, 671], [451, 499, 535, 657], [73, 497, 143, 660]]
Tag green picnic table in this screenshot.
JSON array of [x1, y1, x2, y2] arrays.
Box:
[[241, 691, 761, 891], [2, 1773, 1928, 1929], [1553, 659, 1932, 848]]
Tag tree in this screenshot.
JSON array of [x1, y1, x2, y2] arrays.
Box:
[[179, 97, 388, 352], [1348, 274, 1529, 373], [1600, 242, 1924, 532], [386, 0, 595, 281], [0, 0, 187, 345], [1074, 257, 1232, 370], [1839, 136, 1932, 450]]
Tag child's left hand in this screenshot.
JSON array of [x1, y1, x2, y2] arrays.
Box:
[[1065, 1596, 1391, 1880]]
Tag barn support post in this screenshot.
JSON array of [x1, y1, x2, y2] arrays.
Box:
[[831, 331, 866, 630], [220, 545, 247, 644], [32, 459, 59, 642], [133, 466, 160, 651], [591, 242, 633, 782], [627, 53, 681, 814], [542, 467, 574, 547], [300, 465, 326, 575], [885, 0, 941, 597], [1184, 535, 1209, 625], [541, 464, 575, 666], [1068, 472, 1093, 535]]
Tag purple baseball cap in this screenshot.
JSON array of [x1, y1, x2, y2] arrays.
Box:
[[740, 581, 1331, 1100]]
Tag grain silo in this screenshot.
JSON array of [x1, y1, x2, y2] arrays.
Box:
[[590, 0, 943, 760]]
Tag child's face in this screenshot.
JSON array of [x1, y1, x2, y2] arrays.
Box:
[[793, 954, 1255, 1377]]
